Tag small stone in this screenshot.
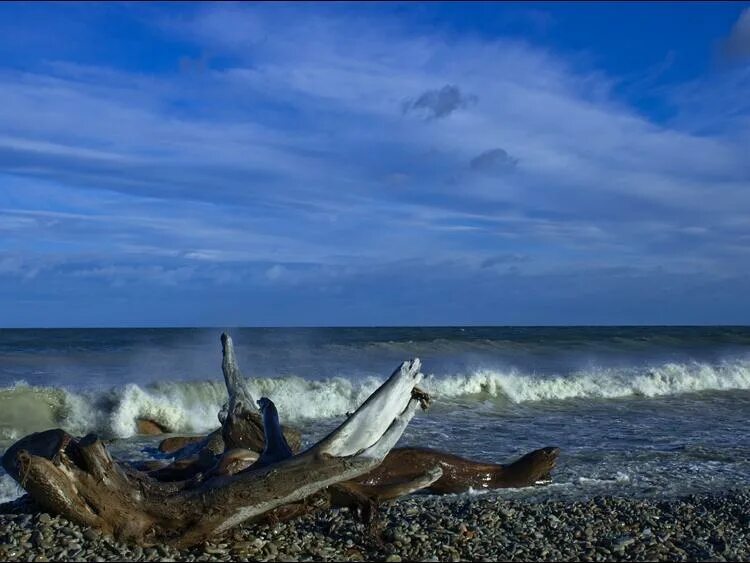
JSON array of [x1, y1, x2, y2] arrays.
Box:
[[612, 535, 635, 551], [31, 531, 44, 547], [0, 545, 20, 558], [38, 514, 52, 524], [231, 541, 254, 551], [385, 556, 402, 563]]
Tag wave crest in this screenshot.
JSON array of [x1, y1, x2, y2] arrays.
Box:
[[0, 359, 749, 439], [428, 360, 750, 402]]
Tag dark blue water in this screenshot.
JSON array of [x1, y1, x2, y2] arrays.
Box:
[[1, 326, 749, 387]]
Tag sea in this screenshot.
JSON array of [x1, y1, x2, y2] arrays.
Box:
[[1, 326, 750, 505]]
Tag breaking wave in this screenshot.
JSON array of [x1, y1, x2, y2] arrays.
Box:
[[1, 359, 749, 439], [427, 359, 750, 402], [0, 473, 22, 505]]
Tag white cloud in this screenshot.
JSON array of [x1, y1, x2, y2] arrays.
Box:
[[265, 264, 286, 281], [0, 2, 748, 307], [723, 7, 750, 60]]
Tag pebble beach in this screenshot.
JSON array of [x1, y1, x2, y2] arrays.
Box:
[[1, 488, 749, 562]]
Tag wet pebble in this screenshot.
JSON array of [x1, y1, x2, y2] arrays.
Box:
[[1, 489, 750, 561]]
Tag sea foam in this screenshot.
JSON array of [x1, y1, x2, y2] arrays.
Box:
[[0, 473, 22, 505], [430, 359, 750, 402], [0, 359, 749, 439]]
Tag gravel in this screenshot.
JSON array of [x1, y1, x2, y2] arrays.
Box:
[[1, 488, 750, 561]]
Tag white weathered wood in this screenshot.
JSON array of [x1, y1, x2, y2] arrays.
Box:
[[317, 359, 422, 457], [358, 396, 421, 459], [220, 332, 257, 416]]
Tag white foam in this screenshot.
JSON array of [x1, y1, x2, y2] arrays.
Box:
[[423, 359, 750, 403], [466, 487, 492, 496], [1, 359, 750, 440], [248, 375, 382, 421], [578, 472, 631, 486], [0, 428, 18, 441], [58, 375, 382, 438], [0, 472, 22, 504]]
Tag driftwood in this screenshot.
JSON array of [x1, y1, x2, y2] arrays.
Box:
[[137, 335, 302, 482], [1, 333, 428, 547], [217, 333, 303, 453]]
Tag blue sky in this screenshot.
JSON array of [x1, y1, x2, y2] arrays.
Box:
[[1, 2, 749, 327]]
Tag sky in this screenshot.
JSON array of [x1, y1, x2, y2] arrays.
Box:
[[0, 1, 749, 327]]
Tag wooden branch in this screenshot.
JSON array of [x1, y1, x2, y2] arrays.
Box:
[[148, 333, 301, 481], [217, 333, 302, 453], [253, 397, 293, 468], [220, 332, 256, 417]]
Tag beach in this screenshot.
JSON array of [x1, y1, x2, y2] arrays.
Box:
[[1, 488, 749, 562]]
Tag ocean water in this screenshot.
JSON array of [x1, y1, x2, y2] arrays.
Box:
[[1, 326, 750, 505]]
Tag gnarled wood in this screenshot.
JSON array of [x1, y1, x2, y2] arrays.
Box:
[[149, 334, 301, 481], [1, 334, 427, 547], [355, 445, 560, 493], [253, 397, 293, 468], [219, 332, 266, 452], [237, 393, 443, 531]]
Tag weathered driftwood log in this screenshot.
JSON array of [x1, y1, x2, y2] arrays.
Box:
[[1, 334, 427, 547], [206, 444, 559, 530], [219, 332, 286, 452], [353, 445, 560, 494], [219, 392, 442, 531], [153, 334, 301, 455], [158, 433, 210, 454], [157, 378, 560, 499], [153, 364, 560, 506], [141, 334, 302, 482]]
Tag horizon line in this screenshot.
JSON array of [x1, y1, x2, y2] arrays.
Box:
[[1, 324, 749, 330]]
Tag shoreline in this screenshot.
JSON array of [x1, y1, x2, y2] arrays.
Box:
[[1, 488, 749, 562]]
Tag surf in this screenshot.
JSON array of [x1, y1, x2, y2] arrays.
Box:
[[1, 358, 750, 440]]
